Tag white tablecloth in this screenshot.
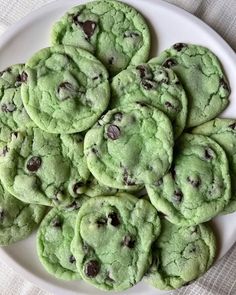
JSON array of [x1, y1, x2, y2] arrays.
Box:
[[0, 0, 236, 294]]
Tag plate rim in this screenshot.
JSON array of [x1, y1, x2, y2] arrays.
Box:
[[0, 0, 236, 294]]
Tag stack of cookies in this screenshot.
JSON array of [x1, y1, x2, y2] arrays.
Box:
[[0, 0, 233, 292]]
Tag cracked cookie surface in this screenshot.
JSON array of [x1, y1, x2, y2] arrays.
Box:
[[0, 181, 46, 246], [145, 220, 216, 290], [51, 0, 150, 76], [111, 63, 188, 138], [84, 104, 174, 189], [0, 127, 90, 206], [150, 43, 230, 127], [71, 194, 161, 291], [0, 64, 34, 142], [192, 118, 236, 215], [37, 196, 88, 280], [146, 133, 231, 225], [21, 45, 110, 134]]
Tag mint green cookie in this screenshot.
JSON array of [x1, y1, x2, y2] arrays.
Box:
[[0, 181, 46, 246], [84, 104, 174, 189], [150, 44, 230, 127], [0, 64, 34, 142], [111, 63, 188, 138], [145, 220, 216, 290], [0, 128, 89, 206], [192, 118, 236, 215], [37, 196, 88, 280], [146, 133, 231, 225], [71, 194, 161, 291], [51, 0, 150, 76], [21, 45, 109, 134]]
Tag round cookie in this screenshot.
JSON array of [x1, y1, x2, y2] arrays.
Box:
[[84, 104, 174, 189], [0, 64, 34, 142], [51, 0, 150, 76], [146, 133, 231, 226], [0, 127, 90, 206], [192, 118, 236, 215], [150, 43, 230, 128], [21, 45, 110, 134], [0, 182, 46, 246], [111, 63, 188, 138], [37, 196, 88, 280], [145, 220, 216, 290], [71, 194, 161, 291]]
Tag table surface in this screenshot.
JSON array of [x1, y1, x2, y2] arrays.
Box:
[[0, 0, 236, 294]]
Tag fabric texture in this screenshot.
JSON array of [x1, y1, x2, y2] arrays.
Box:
[[0, 0, 236, 294]]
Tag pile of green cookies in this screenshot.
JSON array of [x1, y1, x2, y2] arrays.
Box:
[[0, 0, 234, 292]]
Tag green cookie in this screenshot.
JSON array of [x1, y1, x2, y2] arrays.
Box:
[[51, 0, 150, 76], [150, 43, 230, 127], [21, 45, 110, 134], [145, 220, 216, 290], [0, 127, 90, 206], [0, 64, 34, 142], [0, 181, 46, 246], [71, 194, 161, 291], [192, 118, 236, 215], [146, 133, 231, 226], [84, 104, 174, 189], [111, 63, 188, 138], [37, 196, 88, 280]]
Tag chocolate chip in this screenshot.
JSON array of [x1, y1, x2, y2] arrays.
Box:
[[51, 217, 62, 228], [96, 217, 108, 227], [136, 65, 147, 79], [141, 79, 156, 90], [73, 182, 85, 195], [69, 255, 76, 264], [108, 212, 120, 226], [122, 235, 135, 248], [58, 82, 74, 92], [113, 112, 123, 122], [163, 59, 177, 68], [91, 147, 99, 156], [0, 146, 9, 157], [204, 148, 214, 160], [173, 43, 187, 51], [0, 209, 5, 221], [187, 176, 201, 188], [124, 31, 140, 38], [189, 246, 197, 253], [20, 71, 28, 83], [107, 124, 120, 140], [219, 77, 230, 91], [165, 101, 174, 109], [66, 201, 81, 211], [1, 103, 16, 113], [79, 20, 96, 40], [123, 169, 136, 186], [108, 57, 114, 65], [85, 260, 100, 278], [172, 190, 183, 203], [26, 156, 42, 172], [229, 122, 236, 130]]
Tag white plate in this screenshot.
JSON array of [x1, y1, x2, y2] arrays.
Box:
[[0, 0, 236, 294]]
